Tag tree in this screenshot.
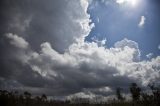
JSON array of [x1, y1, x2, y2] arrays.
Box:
[[24, 91, 31, 106], [130, 83, 141, 101], [116, 87, 125, 101], [41, 94, 47, 101], [24, 91, 31, 99], [148, 83, 160, 105]]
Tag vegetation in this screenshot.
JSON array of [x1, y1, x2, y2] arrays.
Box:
[[0, 83, 160, 106], [130, 83, 141, 102], [116, 87, 125, 101]]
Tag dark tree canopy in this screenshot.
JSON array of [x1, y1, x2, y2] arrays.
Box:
[[130, 83, 141, 101]]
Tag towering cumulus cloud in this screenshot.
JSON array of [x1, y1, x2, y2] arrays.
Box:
[[0, 0, 159, 98], [0, 0, 93, 52]]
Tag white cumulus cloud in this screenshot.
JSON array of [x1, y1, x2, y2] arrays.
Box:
[[138, 16, 146, 28], [146, 53, 153, 59], [158, 45, 160, 50]]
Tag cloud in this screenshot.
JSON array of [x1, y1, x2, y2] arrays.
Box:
[[5, 33, 29, 49], [116, 0, 139, 7], [158, 45, 160, 50], [114, 38, 140, 61], [0, 0, 93, 96], [91, 36, 107, 46], [0, 0, 94, 53], [116, 0, 126, 4], [0, 0, 160, 98], [101, 0, 113, 5], [2, 33, 160, 97], [97, 17, 100, 23], [146, 53, 153, 59], [138, 16, 146, 28]]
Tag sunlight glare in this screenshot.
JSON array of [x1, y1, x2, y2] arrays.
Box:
[[130, 0, 138, 7]]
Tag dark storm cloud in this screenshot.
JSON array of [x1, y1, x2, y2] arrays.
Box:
[[0, 33, 137, 96], [0, 0, 90, 52], [0, 0, 93, 96]]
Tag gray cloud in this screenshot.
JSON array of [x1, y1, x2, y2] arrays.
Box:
[[0, 0, 93, 52], [5, 33, 29, 49]]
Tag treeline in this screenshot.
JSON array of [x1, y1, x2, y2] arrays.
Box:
[[114, 83, 160, 106], [0, 90, 70, 106], [0, 83, 160, 106]]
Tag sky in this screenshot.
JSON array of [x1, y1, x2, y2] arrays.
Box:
[[86, 0, 160, 59], [0, 0, 160, 100]]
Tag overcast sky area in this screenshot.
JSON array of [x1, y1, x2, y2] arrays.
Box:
[[0, 0, 160, 99]]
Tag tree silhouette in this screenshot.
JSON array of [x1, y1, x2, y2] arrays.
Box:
[[0, 83, 160, 106], [116, 87, 125, 101], [41, 94, 47, 102], [148, 83, 160, 105], [24, 91, 31, 106], [130, 83, 141, 102], [24, 91, 31, 99]]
